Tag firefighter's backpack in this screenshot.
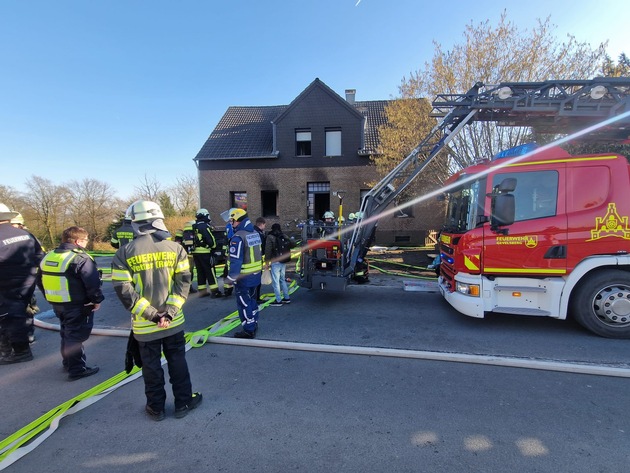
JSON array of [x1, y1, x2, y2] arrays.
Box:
[[181, 227, 196, 253], [275, 233, 292, 264]]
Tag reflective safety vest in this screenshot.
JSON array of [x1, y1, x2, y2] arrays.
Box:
[[39, 249, 91, 303], [234, 228, 263, 274]]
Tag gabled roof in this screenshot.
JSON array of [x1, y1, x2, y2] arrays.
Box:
[[272, 78, 365, 124], [194, 80, 392, 162]]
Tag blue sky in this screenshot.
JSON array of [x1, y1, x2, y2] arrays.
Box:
[[0, 0, 626, 199]]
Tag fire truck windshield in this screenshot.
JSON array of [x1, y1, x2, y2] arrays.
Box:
[[442, 177, 485, 233]]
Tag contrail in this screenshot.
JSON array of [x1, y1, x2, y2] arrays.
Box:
[[355, 0, 362, 6]]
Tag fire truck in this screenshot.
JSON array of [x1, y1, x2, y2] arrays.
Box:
[[300, 78, 630, 338]]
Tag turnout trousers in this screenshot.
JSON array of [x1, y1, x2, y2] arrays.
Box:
[[192, 253, 219, 292], [0, 298, 30, 355], [234, 284, 259, 334], [52, 303, 94, 375], [137, 330, 193, 412]]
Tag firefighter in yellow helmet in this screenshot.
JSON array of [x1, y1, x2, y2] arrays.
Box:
[[112, 200, 202, 420], [223, 207, 263, 338]]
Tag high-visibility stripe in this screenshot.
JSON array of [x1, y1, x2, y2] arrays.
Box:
[[484, 267, 566, 274], [506, 155, 618, 167]]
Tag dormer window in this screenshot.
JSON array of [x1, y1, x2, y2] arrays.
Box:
[[296, 129, 311, 156]]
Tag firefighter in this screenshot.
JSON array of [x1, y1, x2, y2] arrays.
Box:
[[111, 216, 135, 249], [37, 226, 103, 379], [0, 203, 44, 364], [319, 210, 336, 237], [224, 208, 263, 338], [220, 216, 235, 297], [10, 212, 40, 343], [192, 209, 222, 298], [112, 200, 202, 421], [177, 221, 197, 293]]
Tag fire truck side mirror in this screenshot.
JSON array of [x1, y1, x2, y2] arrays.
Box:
[[491, 193, 515, 230]]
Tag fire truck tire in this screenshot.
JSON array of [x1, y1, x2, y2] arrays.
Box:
[[571, 270, 630, 339]]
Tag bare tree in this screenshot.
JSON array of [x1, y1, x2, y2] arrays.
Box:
[[170, 174, 199, 216], [132, 174, 161, 201], [375, 11, 609, 181], [67, 178, 124, 242], [21, 176, 72, 247], [0, 184, 23, 210]]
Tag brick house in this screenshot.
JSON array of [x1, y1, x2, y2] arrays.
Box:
[[193, 78, 435, 245]]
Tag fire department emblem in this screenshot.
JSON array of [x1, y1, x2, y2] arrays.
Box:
[[589, 203, 630, 241], [525, 236, 538, 248]]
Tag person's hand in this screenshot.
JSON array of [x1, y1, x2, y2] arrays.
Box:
[[85, 302, 101, 312]]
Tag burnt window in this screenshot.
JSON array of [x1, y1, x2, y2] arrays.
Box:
[[261, 190, 278, 217]]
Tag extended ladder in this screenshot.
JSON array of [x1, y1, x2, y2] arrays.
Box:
[[344, 78, 630, 277]]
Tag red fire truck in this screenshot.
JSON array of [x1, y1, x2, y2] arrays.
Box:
[[342, 78, 630, 338]]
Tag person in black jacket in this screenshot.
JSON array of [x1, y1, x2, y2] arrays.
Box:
[[192, 209, 222, 298], [253, 217, 266, 303], [37, 226, 104, 380], [0, 204, 44, 364]]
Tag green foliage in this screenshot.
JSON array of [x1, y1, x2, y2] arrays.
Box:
[[601, 53, 630, 77], [158, 192, 177, 218]]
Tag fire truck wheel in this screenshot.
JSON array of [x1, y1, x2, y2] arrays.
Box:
[[571, 270, 630, 339]]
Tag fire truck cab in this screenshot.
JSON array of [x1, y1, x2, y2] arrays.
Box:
[[438, 143, 630, 338]]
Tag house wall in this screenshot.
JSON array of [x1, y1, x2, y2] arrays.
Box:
[[198, 165, 443, 246]]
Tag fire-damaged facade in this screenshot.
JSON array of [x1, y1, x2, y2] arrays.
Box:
[[193, 78, 432, 245]]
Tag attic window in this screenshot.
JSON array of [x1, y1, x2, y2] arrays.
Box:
[[296, 129, 311, 157], [325, 128, 341, 156]]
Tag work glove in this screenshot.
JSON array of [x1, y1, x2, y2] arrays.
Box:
[[124, 331, 143, 374]]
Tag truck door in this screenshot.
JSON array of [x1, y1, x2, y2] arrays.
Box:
[[482, 168, 568, 276]]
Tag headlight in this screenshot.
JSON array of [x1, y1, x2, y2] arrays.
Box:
[[456, 281, 480, 297]]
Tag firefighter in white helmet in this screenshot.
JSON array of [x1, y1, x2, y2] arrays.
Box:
[[0, 203, 44, 364], [112, 200, 202, 420]]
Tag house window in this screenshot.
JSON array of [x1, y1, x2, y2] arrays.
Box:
[[296, 129, 311, 156], [325, 128, 342, 156], [307, 182, 330, 220], [261, 190, 278, 217], [231, 191, 247, 210]]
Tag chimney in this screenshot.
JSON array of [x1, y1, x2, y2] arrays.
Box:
[[345, 89, 356, 104]]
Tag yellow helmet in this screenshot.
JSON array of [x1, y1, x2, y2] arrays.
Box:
[[229, 208, 247, 222]]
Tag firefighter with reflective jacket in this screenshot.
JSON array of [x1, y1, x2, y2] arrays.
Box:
[[0, 203, 44, 365], [37, 226, 103, 380], [223, 208, 263, 338], [112, 200, 202, 421], [192, 209, 222, 298], [110, 216, 135, 249]]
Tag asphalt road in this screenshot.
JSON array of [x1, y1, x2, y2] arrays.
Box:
[[1, 263, 629, 472]]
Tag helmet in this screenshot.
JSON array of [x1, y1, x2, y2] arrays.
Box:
[[339, 216, 345, 223], [348, 213, 356, 221], [127, 200, 164, 223], [229, 208, 247, 222], [10, 212, 24, 226], [354, 211, 364, 220], [323, 211, 334, 220], [0, 203, 18, 221], [196, 208, 210, 221]]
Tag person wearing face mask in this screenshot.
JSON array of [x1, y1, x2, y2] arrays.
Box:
[[37, 226, 103, 380]]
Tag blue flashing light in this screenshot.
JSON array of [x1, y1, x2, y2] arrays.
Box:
[[440, 253, 454, 265], [493, 142, 538, 160]]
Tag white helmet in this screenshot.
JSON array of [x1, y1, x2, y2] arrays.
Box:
[[10, 212, 25, 225], [196, 208, 211, 221], [323, 211, 334, 220], [127, 200, 164, 223], [0, 203, 18, 221]]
